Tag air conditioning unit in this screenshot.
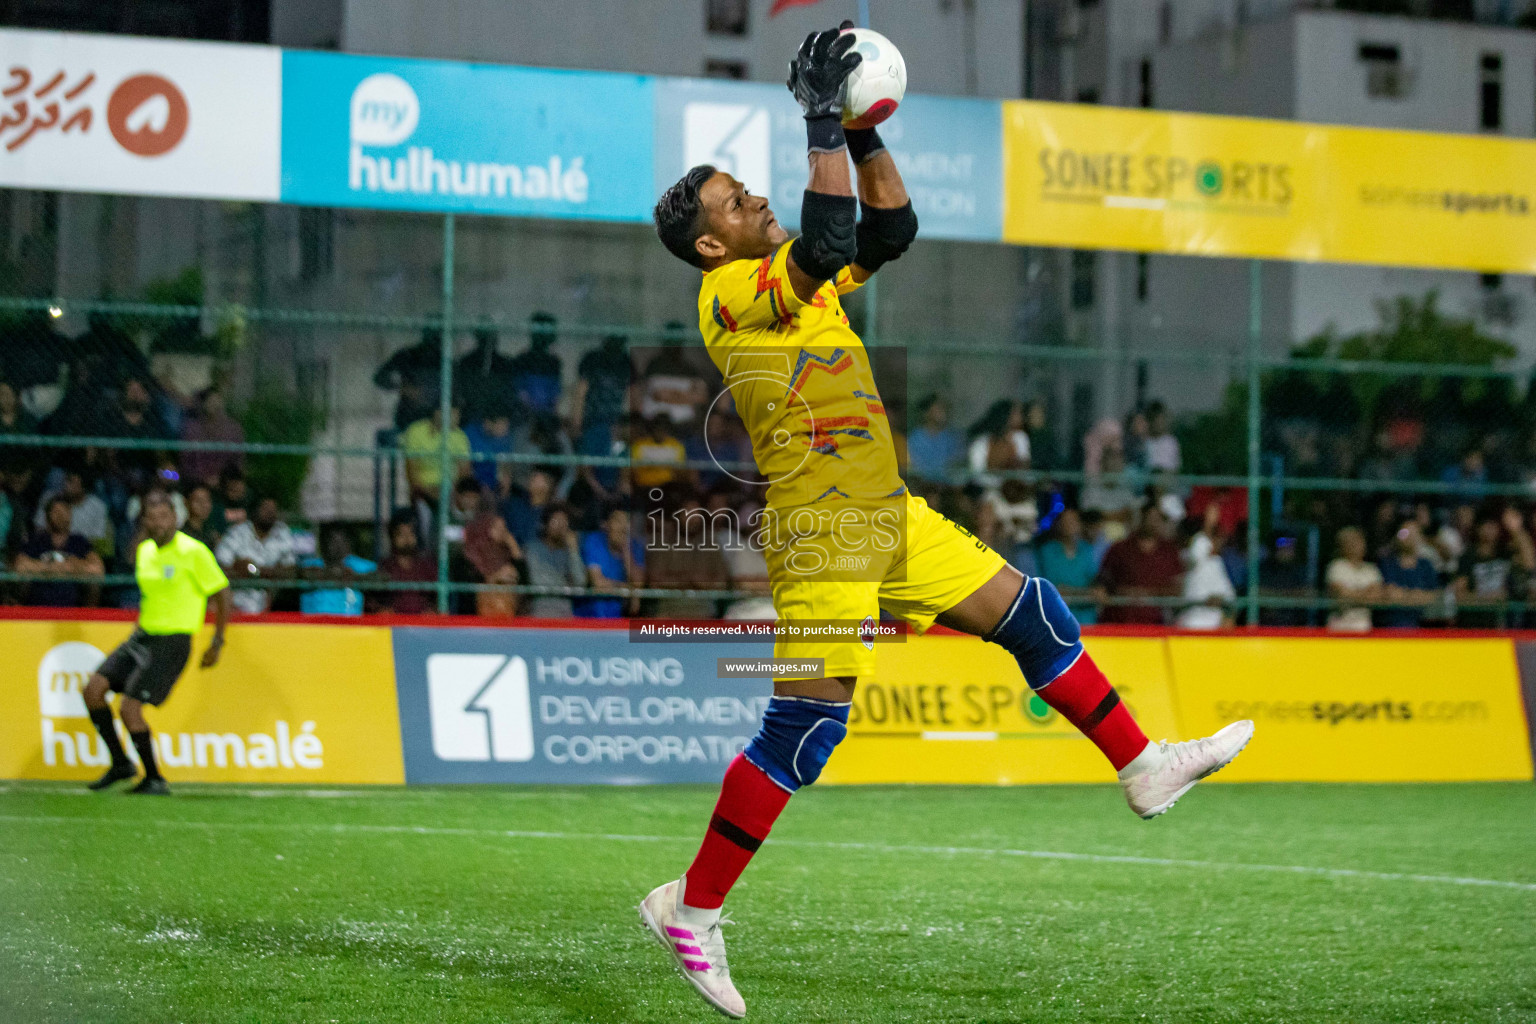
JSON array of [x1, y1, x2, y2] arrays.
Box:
[[1482, 292, 1518, 326]]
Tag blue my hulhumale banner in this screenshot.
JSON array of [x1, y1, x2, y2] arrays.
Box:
[[281, 51, 654, 220], [392, 627, 772, 784], [653, 77, 1002, 242]]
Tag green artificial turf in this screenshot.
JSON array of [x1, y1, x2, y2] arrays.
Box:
[[1, 780, 1533, 1023]]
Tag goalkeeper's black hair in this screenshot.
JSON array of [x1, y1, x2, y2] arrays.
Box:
[[654, 164, 717, 268]]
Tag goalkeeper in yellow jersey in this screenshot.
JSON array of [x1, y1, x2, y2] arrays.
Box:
[[639, 24, 1254, 1019]]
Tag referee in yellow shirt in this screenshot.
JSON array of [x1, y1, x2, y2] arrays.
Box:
[[84, 491, 232, 795]]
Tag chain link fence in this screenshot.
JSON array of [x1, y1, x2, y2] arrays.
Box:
[[3, 198, 1534, 629]]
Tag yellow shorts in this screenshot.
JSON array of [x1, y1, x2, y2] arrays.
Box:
[[765, 491, 1007, 680]]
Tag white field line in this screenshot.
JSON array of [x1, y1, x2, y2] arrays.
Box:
[[2, 813, 1532, 894]]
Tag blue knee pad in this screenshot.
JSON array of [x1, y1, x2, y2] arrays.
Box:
[[743, 696, 849, 793], [983, 576, 1084, 690]]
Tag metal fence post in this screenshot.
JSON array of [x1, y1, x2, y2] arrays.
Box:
[[1246, 259, 1262, 626], [437, 212, 456, 614]]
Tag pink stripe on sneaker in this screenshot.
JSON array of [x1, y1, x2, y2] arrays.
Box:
[[684, 959, 712, 971], [665, 927, 694, 939], [675, 943, 703, 955]]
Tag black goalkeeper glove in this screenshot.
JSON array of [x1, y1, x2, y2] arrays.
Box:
[[786, 26, 862, 153]]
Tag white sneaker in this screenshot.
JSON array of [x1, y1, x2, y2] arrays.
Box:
[[638, 877, 746, 1019], [1120, 720, 1255, 819]]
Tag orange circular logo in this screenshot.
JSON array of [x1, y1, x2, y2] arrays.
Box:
[[107, 74, 189, 157]]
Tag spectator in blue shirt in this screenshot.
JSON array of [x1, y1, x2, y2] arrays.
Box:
[[300, 528, 376, 617], [905, 395, 964, 493], [576, 506, 644, 618], [1439, 446, 1489, 503], [1376, 518, 1441, 628], [1037, 507, 1101, 625], [510, 312, 563, 423], [463, 411, 515, 499]]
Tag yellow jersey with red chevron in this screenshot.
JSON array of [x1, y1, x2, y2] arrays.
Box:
[[698, 240, 905, 509]]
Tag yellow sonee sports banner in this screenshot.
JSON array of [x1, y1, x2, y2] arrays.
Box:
[[0, 620, 404, 784], [1167, 637, 1534, 783], [1003, 101, 1536, 273], [821, 635, 1181, 785]]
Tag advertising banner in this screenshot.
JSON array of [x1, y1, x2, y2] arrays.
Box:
[[0, 28, 280, 201], [281, 51, 653, 220], [823, 635, 1180, 785], [1167, 637, 1534, 783], [1002, 100, 1536, 273], [654, 77, 1002, 242], [391, 626, 773, 784], [0, 620, 403, 783]]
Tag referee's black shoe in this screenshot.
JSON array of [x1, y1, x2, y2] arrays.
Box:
[[127, 777, 170, 796], [87, 763, 138, 791]]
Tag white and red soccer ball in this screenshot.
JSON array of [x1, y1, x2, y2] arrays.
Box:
[[839, 28, 907, 130]]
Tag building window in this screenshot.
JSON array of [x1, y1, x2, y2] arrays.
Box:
[[1158, 3, 1173, 45], [1358, 42, 1407, 99], [1136, 254, 1150, 302], [1480, 52, 1503, 131], [1071, 250, 1096, 309], [706, 0, 748, 37], [1481, 272, 1503, 291], [1138, 59, 1153, 108], [704, 59, 747, 80], [1076, 87, 1099, 104]]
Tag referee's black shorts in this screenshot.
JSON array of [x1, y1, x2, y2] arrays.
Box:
[[98, 630, 193, 707]]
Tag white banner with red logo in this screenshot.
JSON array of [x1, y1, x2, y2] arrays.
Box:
[[0, 28, 279, 201]]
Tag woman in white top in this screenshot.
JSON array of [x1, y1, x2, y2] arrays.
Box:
[[1325, 526, 1383, 632], [1177, 505, 1235, 630], [966, 399, 1030, 491]]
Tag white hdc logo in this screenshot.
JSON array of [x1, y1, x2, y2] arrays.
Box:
[[427, 654, 535, 762]]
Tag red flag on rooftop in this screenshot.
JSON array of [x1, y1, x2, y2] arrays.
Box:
[[769, 0, 828, 17]]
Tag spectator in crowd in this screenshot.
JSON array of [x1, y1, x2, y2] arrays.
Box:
[[460, 480, 523, 618], [1145, 470, 1185, 525], [522, 503, 586, 618], [299, 527, 376, 617], [906, 394, 964, 493], [179, 388, 245, 487], [35, 469, 111, 557], [103, 376, 170, 482], [577, 505, 643, 618], [1081, 444, 1139, 528], [1440, 445, 1490, 503], [455, 327, 518, 426], [1123, 409, 1152, 475], [1037, 507, 1101, 625], [503, 468, 557, 550], [1023, 400, 1059, 472], [464, 409, 515, 498], [631, 416, 691, 492], [639, 323, 709, 427], [1376, 518, 1441, 628], [509, 413, 576, 497], [16, 495, 103, 607], [511, 312, 564, 423], [216, 495, 297, 615], [214, 465, 251, 532], [374, 328, 444, 430], [1096, 504, 1182, 624], [379, 512, 439, 615], [1452, 508, 1535, 628], [1081, 508, 1115, 561], [1436, 503, 1476, 568], [574, 333, 633, 456], [1326, 526, 1383, 632], [980, 478, 1039, 575], [181, 482, 221, 550], [966, 399, 1029, 490], [1177, 504, 1236, 630], [1143, 400, 1181, 473], [1258, 534, 1311, 627], [402, 405, 472, 540], [646, 491, 731, 619], [0, 468, 12, 559], [716, 493, 775, 621]]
